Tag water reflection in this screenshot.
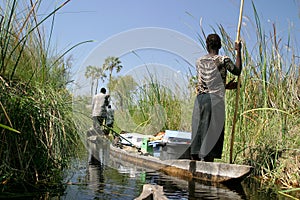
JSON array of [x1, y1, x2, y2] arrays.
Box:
[[61, 137, 286, 200], [0, 137, 288, 199], [111, 155, 246, 199], [87, 164, 105, 196], [87, 135, 110, 166]]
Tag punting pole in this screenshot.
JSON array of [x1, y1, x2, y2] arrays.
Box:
[[103, 124, 142, 152], [229, 0, 244, 164]]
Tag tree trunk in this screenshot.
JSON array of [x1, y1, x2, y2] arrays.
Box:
[[95, 79, 99, 95]]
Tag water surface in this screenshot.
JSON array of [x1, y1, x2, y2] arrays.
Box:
[[60, 139, 285, 200]]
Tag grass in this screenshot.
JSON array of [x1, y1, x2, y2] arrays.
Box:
[[215, 3, 300, 188], [0, 0, 89, 193], [108, 72, 191, 135]]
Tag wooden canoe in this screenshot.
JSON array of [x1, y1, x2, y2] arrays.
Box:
[[88, 135, 252, 183]]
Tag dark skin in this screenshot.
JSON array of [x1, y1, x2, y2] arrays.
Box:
[[226, 42, 242, 89], [207, 41, 242, 90]]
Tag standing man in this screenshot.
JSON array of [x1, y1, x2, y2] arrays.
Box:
[[105, 105, 115, 136], [191, 34, 242, 162], [106, 105, 114, 129], [92, 87, 109, 133]]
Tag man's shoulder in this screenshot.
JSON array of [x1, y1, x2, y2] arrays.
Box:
[[197, 54, 209, 60], [97, 93, 106, 97], [197, 54, 226, 61], [94, 93, 106, 100]]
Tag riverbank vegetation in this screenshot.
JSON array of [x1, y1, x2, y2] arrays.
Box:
[[220, 4, 299, 188], [0, 0, 86, 193]]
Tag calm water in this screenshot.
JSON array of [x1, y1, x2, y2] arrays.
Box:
[[1, 139, 289, 199], [59, 138, 287, 200]]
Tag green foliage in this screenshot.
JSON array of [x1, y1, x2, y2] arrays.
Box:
[[84, 56, 122, 97], [103, 56, 123, 90], [0, 0, 85, 192], [217, 3, 300, 187], [110, 73, 191, 135]]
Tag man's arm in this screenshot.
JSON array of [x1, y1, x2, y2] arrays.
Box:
[[235, 41, 242, 76], [104, 95, 110, 106], [225, 42, 243, 90]]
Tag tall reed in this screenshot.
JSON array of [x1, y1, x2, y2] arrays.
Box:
[[217, 3, 300, 187], [0, 0, 86, 192], [111, 72, 190, 135]]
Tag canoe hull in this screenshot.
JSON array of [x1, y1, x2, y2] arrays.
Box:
[[109, 142, 252, 183]]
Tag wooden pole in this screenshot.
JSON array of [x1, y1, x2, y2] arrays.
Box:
[[229, 0, 244, 164], [235, 0, 244, 43]]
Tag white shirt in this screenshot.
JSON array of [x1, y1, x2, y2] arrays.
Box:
[[92, 93, 108, 117]]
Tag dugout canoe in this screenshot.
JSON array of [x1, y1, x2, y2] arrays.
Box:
[[108, 142, 252, 183], [87, 135, 252, 183]]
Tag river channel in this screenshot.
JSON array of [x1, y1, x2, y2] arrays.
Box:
[[58, 138, 287, 200]]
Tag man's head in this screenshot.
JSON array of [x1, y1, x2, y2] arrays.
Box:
[[100, 87, 106, 94], [206, 34, 221, 52]]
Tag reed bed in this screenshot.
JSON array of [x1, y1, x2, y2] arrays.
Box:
[[219, 4, 300, 187], [0, 0, 86, 193], [111, 73, 189, 135]]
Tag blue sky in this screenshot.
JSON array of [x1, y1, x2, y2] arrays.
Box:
[[37, 0, 300, 94], [45, 0, 299, 54]]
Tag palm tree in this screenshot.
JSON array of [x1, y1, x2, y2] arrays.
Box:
[[85, 65, 106, 96], [102, 56, 123, 91]]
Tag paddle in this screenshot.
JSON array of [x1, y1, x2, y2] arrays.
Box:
[[229, 0, 244, 164], [102, 124, 142, 152]]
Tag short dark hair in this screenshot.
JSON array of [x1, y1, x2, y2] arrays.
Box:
[[100, 88, 106, 94], [206, 34, 221, 50]]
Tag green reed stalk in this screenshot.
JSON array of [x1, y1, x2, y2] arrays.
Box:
[[112, 70, 188, 135], [230, 3, 299, 187], [0, 0, 88, 193]]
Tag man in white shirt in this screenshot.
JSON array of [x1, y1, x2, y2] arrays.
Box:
[[92, 87, 109, 133]]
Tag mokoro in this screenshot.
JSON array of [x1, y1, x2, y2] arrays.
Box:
[[87, 135, 252, 183]]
